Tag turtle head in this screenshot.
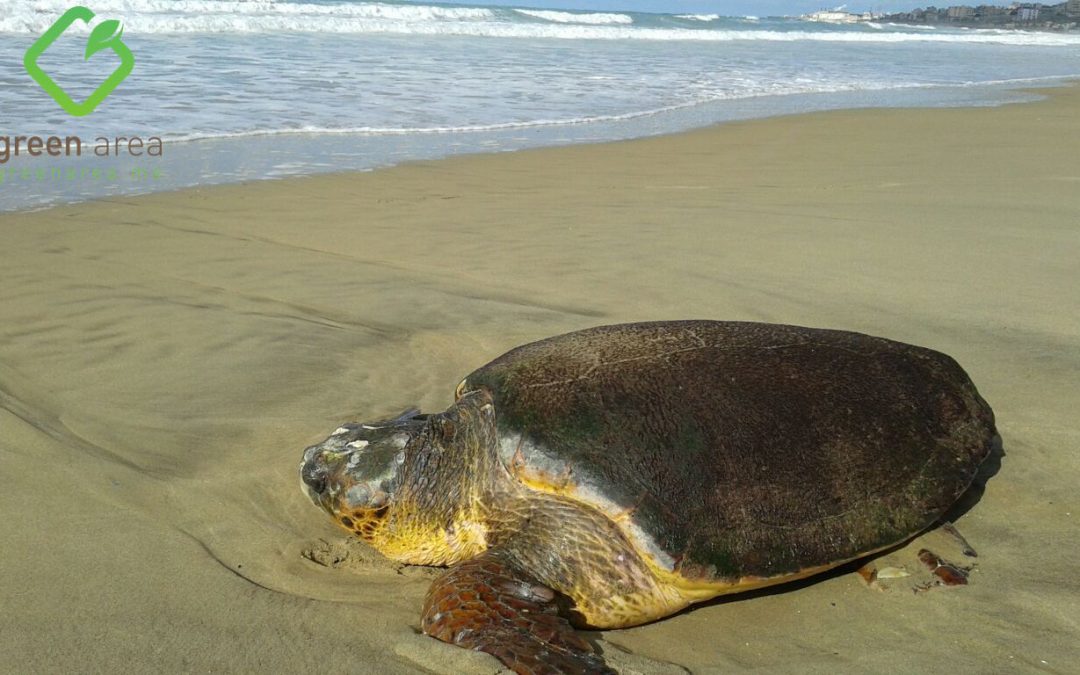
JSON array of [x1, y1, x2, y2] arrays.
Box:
[[299, 392, 499, 566], [300, 409, 427, 545]]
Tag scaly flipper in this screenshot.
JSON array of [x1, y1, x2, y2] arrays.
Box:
[[857, 521, 978, 593], [421, 550, 616, 675]]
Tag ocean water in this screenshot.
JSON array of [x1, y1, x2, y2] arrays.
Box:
[[2, 0, 1080, 211]]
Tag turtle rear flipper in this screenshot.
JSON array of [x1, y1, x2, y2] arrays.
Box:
[[857, 521, 978, 593], [422, 550, 615, 675]]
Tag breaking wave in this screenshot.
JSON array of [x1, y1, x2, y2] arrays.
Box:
[[1, 0, 1078, 46], [676, 14, 721, 22], [513, 9, 633, 25]]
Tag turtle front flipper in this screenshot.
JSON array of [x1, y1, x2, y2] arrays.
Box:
[[421, 550, 615, 675]]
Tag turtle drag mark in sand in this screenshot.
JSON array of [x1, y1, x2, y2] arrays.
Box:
[[299, 321, 998, 674]]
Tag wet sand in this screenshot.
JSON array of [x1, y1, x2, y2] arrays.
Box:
[[1, 84, 1078, 674]]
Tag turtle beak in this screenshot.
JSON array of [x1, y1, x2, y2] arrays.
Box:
[[300, 444, 330, 504]]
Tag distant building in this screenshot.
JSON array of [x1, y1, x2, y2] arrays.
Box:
[[1015, 3, 1041, 20], [882, 1, 1076, 28]]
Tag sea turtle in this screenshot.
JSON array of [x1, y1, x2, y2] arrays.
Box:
[[300, 321, 997, 674]]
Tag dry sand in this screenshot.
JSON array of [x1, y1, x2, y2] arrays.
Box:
[[2, 84, 1078, 674]]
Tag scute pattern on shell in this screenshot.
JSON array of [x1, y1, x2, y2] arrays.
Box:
[[459, 321, 997, 581]]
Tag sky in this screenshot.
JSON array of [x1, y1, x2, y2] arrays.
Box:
[[435, 1, 1020, 16]]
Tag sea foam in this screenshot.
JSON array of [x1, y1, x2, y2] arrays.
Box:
[[513, 9, 633, 25], [1, 0, 1078, 46]]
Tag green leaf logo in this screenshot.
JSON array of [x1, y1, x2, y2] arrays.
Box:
[[86, 19, 123, 60], [24, 6, 136, 117]]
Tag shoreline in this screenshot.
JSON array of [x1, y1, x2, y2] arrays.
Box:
[[3, 75, 1076, 215], [1, 81, 1078, 673]]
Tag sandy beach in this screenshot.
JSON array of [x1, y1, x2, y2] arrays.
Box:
[[2, 84, 1078, 674]]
